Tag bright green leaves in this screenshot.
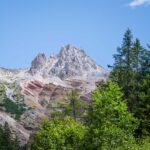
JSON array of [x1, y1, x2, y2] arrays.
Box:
[[29, 81, 147, 149], [87, 81, 138, 149], [30, 117, 88, 150]]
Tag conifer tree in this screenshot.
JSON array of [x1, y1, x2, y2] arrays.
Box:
[[109, 29, 133, 100], [64, 90, 86, 121], [109, 29, 150, 136]]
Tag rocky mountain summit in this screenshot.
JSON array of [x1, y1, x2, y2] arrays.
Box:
[[29, 44, 107, 80], [0, 45, 108, 145]]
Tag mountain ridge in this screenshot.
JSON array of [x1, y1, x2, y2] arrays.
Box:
[[0, 44, 108, 84], [29, 44, 107, 79], [0, 44, 108, 146]]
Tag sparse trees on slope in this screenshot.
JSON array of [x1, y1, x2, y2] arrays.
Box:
[[109, 29, 133, 100], [64, 90, 87, 121], [0, 122, 20, 150]]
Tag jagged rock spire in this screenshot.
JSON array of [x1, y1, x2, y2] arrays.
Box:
[[29, 45, 107, 79], [30, 53, 47, 74]]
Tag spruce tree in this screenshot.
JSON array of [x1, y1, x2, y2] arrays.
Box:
[[109, 29, 150, 137], [109, 29, 133, 101], [64, 90, 85, 121]]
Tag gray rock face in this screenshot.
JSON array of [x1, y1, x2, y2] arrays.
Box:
[[0, 111, 30, 146], [29, 45, 107, 80], [30, 53, 47, 74], [49, 45, 97, 78]]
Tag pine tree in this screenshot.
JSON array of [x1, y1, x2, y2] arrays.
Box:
[[64, 90, 85, 121], [109, 29, 150, 137], [134, 74, 150, 137], [128, 38, 143, 111], [109, 29, 133, 100]]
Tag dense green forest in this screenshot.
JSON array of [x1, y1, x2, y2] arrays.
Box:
[[1, 29, 150, 149]]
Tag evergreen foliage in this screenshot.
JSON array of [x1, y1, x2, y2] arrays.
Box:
[[0, 122, 20, 150], [109, 29, 150, 136], [0, 98, 26, 120], [64, 90, 87, 121], [0, 83, 26, 119]]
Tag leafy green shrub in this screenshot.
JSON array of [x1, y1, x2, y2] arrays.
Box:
[[2, 98, 25, 119], [0, 82, 26, 119], [29, 117, 88, 150]]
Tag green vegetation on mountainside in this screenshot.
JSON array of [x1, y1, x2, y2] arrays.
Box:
[[0, 82, 26, 119]]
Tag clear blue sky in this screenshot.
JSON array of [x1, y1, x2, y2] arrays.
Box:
[[0, 0, 150, 69]]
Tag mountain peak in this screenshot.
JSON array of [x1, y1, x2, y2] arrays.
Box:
[[30, 53, 47, 74], [49, 45, 107, 79], [64, 44, 75, 50], [29, 45, 107, 80], [60, 44, 85, 55]]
